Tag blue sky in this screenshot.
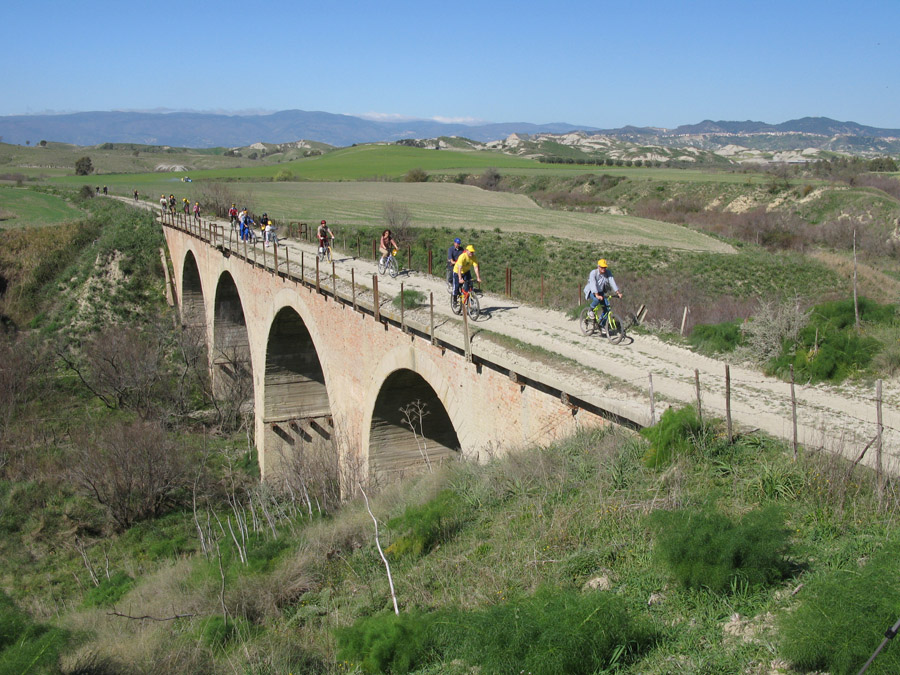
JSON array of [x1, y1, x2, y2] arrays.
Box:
[[4, 0, 899, 129]]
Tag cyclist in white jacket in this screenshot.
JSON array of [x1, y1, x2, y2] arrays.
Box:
[[584, 258, 622, 325]]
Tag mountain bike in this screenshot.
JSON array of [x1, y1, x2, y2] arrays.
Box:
[[580, 297, 626, 344], [450, 280, 481, 321], [446, 262, 454, 295], [378, 248, 399, 277], [317, 237, 333, 264]]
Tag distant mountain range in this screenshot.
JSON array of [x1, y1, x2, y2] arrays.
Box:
[[1, 110, 899, 150]]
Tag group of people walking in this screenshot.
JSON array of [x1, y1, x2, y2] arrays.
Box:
[[160, 194, 201, 222], [229, 204, 278, 246]]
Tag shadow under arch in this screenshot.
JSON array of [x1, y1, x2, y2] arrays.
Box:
[[263, 306, 337, 503], [181, 250, 206, 329], [212, 271, 252, 405], [264, 306, 331, 421], [368, 369, 461, 484]]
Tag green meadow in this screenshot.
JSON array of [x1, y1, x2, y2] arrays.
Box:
[[0, 185, 85, 228]]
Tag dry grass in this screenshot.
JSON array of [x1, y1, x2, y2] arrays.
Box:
[[811, 250, 900, 305]]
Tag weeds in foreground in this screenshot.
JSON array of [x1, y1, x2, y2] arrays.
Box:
[[779, 538, 900, 675], [336, 586, 656, 675], [649, 506, 792, 593]]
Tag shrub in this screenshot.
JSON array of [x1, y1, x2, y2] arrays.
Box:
[[391, 289, 425, 310], [68, 419, 192, 531], [335, 611, 437, 674], [780, 540, 900, 674], [640, 405, 707, 468], [689, 320, 743, 354], [75, 156, 93, 175], [767, 297, 893, 383], [649, 506, 791, 593], [475, 168, 502, 191], [404, 168, 428, 183], [742, 297, 809, 364], [386, 489, 466, 558], [274, 168, 295, 182], [79, 184, 95, 200], [442, 586, 655, 674]]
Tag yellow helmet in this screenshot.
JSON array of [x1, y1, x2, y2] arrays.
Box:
[[597, 259, 608, 268], [466, 245, 476, 253]]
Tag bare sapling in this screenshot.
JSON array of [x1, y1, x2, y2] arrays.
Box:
[[358, 484, 400, 615], [400, 399, 433, 472]]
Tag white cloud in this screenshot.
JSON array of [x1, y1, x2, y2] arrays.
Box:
[[353, 112, 488, 125]]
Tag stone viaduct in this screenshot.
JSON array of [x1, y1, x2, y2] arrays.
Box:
[[161, 216, 641, 488]]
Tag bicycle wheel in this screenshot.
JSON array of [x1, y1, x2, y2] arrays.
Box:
[[450, 293, 462, 315], [387, 256, 399, 278], [326, 246, 333, 263], [466, 292, 480, 321], [606, 313, 626, 344], [579, 307, 596, 336], [377, 258, 386, 275]]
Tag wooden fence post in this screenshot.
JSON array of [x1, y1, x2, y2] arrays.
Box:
[[463, 299, 471, 362], [430, 292, 435, 344], [400, 283, 405, 332], [694, 368, 702, 424], [315, 256, 320, 293], [373, 275, 380, 322], [877, 379, 884, 502], [725, 364, 733, 444], [790, 364, 798, 460], [352, 268, 357, 311]]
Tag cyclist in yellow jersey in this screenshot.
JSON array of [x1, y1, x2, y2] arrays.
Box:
[[452, 245, 482, 304]]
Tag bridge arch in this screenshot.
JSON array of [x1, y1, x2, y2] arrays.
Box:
[[212, 271, 253, 404], [180, 250, 206, 329], [361, 351, 463, 485]]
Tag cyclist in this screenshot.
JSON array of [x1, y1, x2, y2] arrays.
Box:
[[447, 237, 464, 286], [228, 203, 238, 228], [453, 244, 482, 304], [168, 195, 176, 215], [317, 220, 333, 256], [379, 228, 399, 266], [584, 258, 622, 328], [182, 197, 190, 214], [193, 201, 200, 221], [265, 218, 277, 246]]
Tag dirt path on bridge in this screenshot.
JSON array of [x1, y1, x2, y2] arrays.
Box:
[[131, 198, 899, 474]]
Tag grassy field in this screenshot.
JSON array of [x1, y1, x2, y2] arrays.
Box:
[[0, 185, 85, 228], [186, 182, 734, 252]]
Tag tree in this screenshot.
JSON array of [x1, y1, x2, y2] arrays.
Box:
[[75, 156, 94, 176], [69, 419, 192, 531], [38, 140, 47, 147]]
